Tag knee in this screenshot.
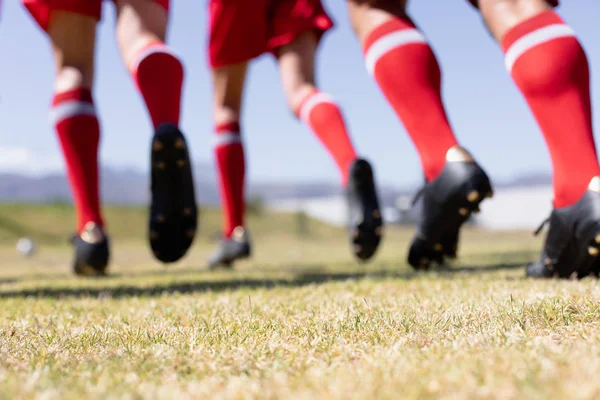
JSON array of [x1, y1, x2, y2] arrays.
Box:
[[116, 0, 168, 66], [286, 84, 317, 117], [55, 64, 94, 92], [214, 104, 242, 127]]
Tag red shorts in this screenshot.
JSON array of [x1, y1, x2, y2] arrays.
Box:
[[22, 0, 170, 32], [468, 0, 558, 7], [208, 0, 334, 69]]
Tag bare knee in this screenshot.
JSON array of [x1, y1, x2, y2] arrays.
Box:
[[277, 32, 321, 113], [115, 0, 169, 67], [47, 11, 97, 91], [54, 65, 94, 92], [213, 104, 242, 127], [212, 64, 248, 125], [286, 84, 317, 116], [478, 0, 553, 41]]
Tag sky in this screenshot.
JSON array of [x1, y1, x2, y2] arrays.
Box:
[[1, 1, 600, 189]]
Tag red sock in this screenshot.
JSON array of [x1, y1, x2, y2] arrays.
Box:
[[51, 88, 103, 233], [502, 11, 600, 208], [296, 90, 358, 186], [129, 41, 184, 128], [363, 18, 458, 182], [214, 122, 245, 238]]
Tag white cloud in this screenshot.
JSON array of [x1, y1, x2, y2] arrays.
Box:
[[0, 146, 62, 175]]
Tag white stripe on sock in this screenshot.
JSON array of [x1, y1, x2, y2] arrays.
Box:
[[213, 132, 242, 148], [50, 101, 96, 125], [129, 44, 180, 72], [364, 28, 427, 75], [505, 24, 576, 73], [299, 92, 336, 125]]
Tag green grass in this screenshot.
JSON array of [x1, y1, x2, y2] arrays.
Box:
[[1, 205, 599, 399]]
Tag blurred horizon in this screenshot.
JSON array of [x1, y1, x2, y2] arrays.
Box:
[[1, 1, 600, 190]]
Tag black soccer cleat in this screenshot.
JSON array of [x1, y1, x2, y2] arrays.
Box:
[[72, 222, 110, 277], [527, 177, 600, 279], [408, 146, 493, 270], [207, 226, 252, 269], [346, 159, 383, 262], [440, 226, 460, 260], [149, 123, 198, 264]]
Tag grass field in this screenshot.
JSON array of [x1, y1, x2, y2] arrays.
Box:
[[1, 205, 600, 399]]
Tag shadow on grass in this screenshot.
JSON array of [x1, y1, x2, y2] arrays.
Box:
[[0, 261, 526, 299]]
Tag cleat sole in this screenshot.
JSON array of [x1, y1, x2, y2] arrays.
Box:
[[149, 124, 198, 264], [348, 160, 383, 262]]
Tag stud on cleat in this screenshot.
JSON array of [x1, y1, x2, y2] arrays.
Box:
[[149, 123, 198, 264], [153, 141, 163, 151], [434, 243, 443, 252], [595, 234, 600, 244], [346, 159, 383, 262], [589, 247, 599, 256], [467, 190, 480, 203], [458, 208, 470, 216]]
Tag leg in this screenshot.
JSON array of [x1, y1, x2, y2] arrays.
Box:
[[116, 0, 197, 264], [347, 0, 458, 182], [348, 0, 492, 269], [476, 0, 600, 278], [278, 31, 383, 262], [479, 0, 599, 208], [47, 10, 109, 275], [279, 31, 358, 186], [115, 0, 183, 128], [205, 0, 270, 269], [208, 63, 252, 269]]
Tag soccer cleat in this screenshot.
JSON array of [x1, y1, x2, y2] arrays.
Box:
[[149, 123, 198, 264], [207, 226, 252, 269], [440, 226, 460, 260], [408, 146, 493, 269], [72, 222, 110, 277], [346, 159, 383, 261], [527, 176, 600, 279]]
